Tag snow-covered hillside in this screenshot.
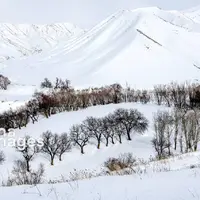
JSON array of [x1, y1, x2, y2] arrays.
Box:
[[1, 7, 200, 92], [0, 103, 200, 200], [0, 103, 159, 181], [0, 23, 84, 65]]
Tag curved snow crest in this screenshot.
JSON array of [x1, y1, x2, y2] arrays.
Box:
[[0, 22, 84, 63], [1, 7, 200, 89]]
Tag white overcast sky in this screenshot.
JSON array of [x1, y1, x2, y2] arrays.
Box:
[[0, 0, 199, 28]]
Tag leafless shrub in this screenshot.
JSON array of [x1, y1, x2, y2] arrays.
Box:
[[151, 160, 171, 172], [104, 153, 137, 171], [67, 169, 101, 181], [4, 160, 45, 186]]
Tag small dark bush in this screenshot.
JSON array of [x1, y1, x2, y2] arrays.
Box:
[[0, 74, 11, 90], [40, 78, 53, 88]]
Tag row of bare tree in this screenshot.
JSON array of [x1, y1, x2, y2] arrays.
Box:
[[1, 78, 200, 133], [153, 82, 200, 108], [152, 108, 200, 159], [11, 108, 148, 171]]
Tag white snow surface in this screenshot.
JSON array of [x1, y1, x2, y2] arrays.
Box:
[[0, 169, 200, 200], [1, 7, 200, 94]]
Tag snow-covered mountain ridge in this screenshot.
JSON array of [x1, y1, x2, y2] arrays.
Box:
[[0, 23, 84, 64], [1, 7, 200, 90]]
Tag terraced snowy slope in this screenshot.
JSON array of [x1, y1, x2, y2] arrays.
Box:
[[0, 23, 84, 64], [1, 7, 200, 90]]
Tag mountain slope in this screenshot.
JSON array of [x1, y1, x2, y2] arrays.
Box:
[[1, 7, 200, 89], [0, 102, 200, 200], [0, 23, 84, 64]]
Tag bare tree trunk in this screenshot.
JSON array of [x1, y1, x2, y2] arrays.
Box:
[[111, 137, 115, 144], [118, 135, 122, 144], [127, 132, 132, 141], [97, 141, 101, 149], [26, 160, 30, 172], [51, 155, 54, 165], [81, 146, 84, 154], [59, 154, 62, 161], [105, 138, 109, 147]]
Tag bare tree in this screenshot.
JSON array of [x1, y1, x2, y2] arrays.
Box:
[[153, 85, 164, 105], [169, 82, 187, 108], [41, 131, 60, 165], [70, 124, 90, 154], [151, 111, 173, 159], [54, 78, 71, 90], [101, 115, 116, 146], [15, 136, 40, 172], [110, 83, 123, 104], [83, 117, 103, 149], [165, 113, 174, 156], [139, 90, 150, 104], [57, 133, 71, 161], [40, 78, 53, 88], [183, 109, 200, 152], [14, 108, 29, 129], [179, 109, 191, 153], [112, 108, 149, 141], [0, 74, 11, 90], [172, 108, 181, 150], [192, 109, 200, 151], [25, 99, 39, 124]]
